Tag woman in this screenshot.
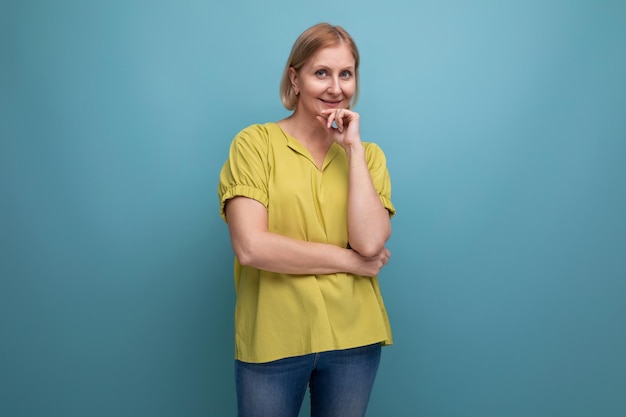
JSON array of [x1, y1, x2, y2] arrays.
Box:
[[218, 22, 396, 417]]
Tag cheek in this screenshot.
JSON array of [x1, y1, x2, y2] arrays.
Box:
[[302, 81, 324, 95], [344, 82, 356, 97]]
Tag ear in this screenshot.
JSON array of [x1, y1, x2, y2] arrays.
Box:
[[288, 67, 299, 94]]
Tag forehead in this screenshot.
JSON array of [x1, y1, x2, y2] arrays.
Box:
[[306, 44, 355, 68]]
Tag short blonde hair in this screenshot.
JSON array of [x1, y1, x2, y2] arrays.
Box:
[[280, 23, 360, 111]]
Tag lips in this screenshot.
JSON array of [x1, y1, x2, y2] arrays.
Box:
[[320, 98, 343, 106]]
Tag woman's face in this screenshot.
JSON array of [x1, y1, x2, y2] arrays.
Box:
[[290, 43, 356, 117]]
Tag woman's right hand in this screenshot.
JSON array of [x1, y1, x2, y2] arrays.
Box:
[[349, 247, 391, 277]]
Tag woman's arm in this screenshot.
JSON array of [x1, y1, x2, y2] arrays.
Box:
[[318, 109, 392, 257], [225, 196, 389, 277], [345, 144, 392, 257]]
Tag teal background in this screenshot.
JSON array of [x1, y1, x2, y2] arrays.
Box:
[[1, 0, 625, 416]]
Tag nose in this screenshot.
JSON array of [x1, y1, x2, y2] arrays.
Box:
[[327, 76, 341, 94]]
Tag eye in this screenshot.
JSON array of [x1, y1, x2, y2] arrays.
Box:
[[315, 69, 328, 77], [340, 70, 353, 79]]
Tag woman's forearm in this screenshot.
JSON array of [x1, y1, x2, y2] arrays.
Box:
[[234, 230, 354, 274], [345, 144, 391, 257]]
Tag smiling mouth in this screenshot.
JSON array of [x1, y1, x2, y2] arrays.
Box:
[[320, 99, 342, 105]]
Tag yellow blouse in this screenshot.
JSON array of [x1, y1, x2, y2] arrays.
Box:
[[218, 122, 395, 363]]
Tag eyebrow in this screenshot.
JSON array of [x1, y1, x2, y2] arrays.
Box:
[[311, 63, 355, 71]]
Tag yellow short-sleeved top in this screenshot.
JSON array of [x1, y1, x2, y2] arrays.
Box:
[[218, 122, 395, 363]]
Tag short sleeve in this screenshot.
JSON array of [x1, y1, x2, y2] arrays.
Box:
[[364, 142, 396, 217], [218, 125, 271, 222]]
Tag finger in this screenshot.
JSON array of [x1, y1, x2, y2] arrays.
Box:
[[316, 115, 329, 129], [336, 110, 345, 132], [326, 111, 335, 129]]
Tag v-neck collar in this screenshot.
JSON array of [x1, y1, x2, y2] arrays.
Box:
[[271, 123, 341, 171]]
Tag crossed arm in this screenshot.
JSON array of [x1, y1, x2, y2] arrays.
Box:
[[225, 191, 390, 278]]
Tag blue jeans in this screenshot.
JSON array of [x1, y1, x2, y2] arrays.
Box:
[[235, 343, 382, 417]]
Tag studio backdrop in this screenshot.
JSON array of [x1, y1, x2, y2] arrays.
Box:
[[1, 1, 625, 416]]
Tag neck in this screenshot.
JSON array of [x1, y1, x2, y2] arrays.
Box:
[[279, 111, 332, 148]]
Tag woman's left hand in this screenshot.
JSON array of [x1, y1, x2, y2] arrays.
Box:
[[317, 108, 361, 149]]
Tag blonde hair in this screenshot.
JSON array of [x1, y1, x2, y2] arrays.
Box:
[[280, 23, 360, 111]]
